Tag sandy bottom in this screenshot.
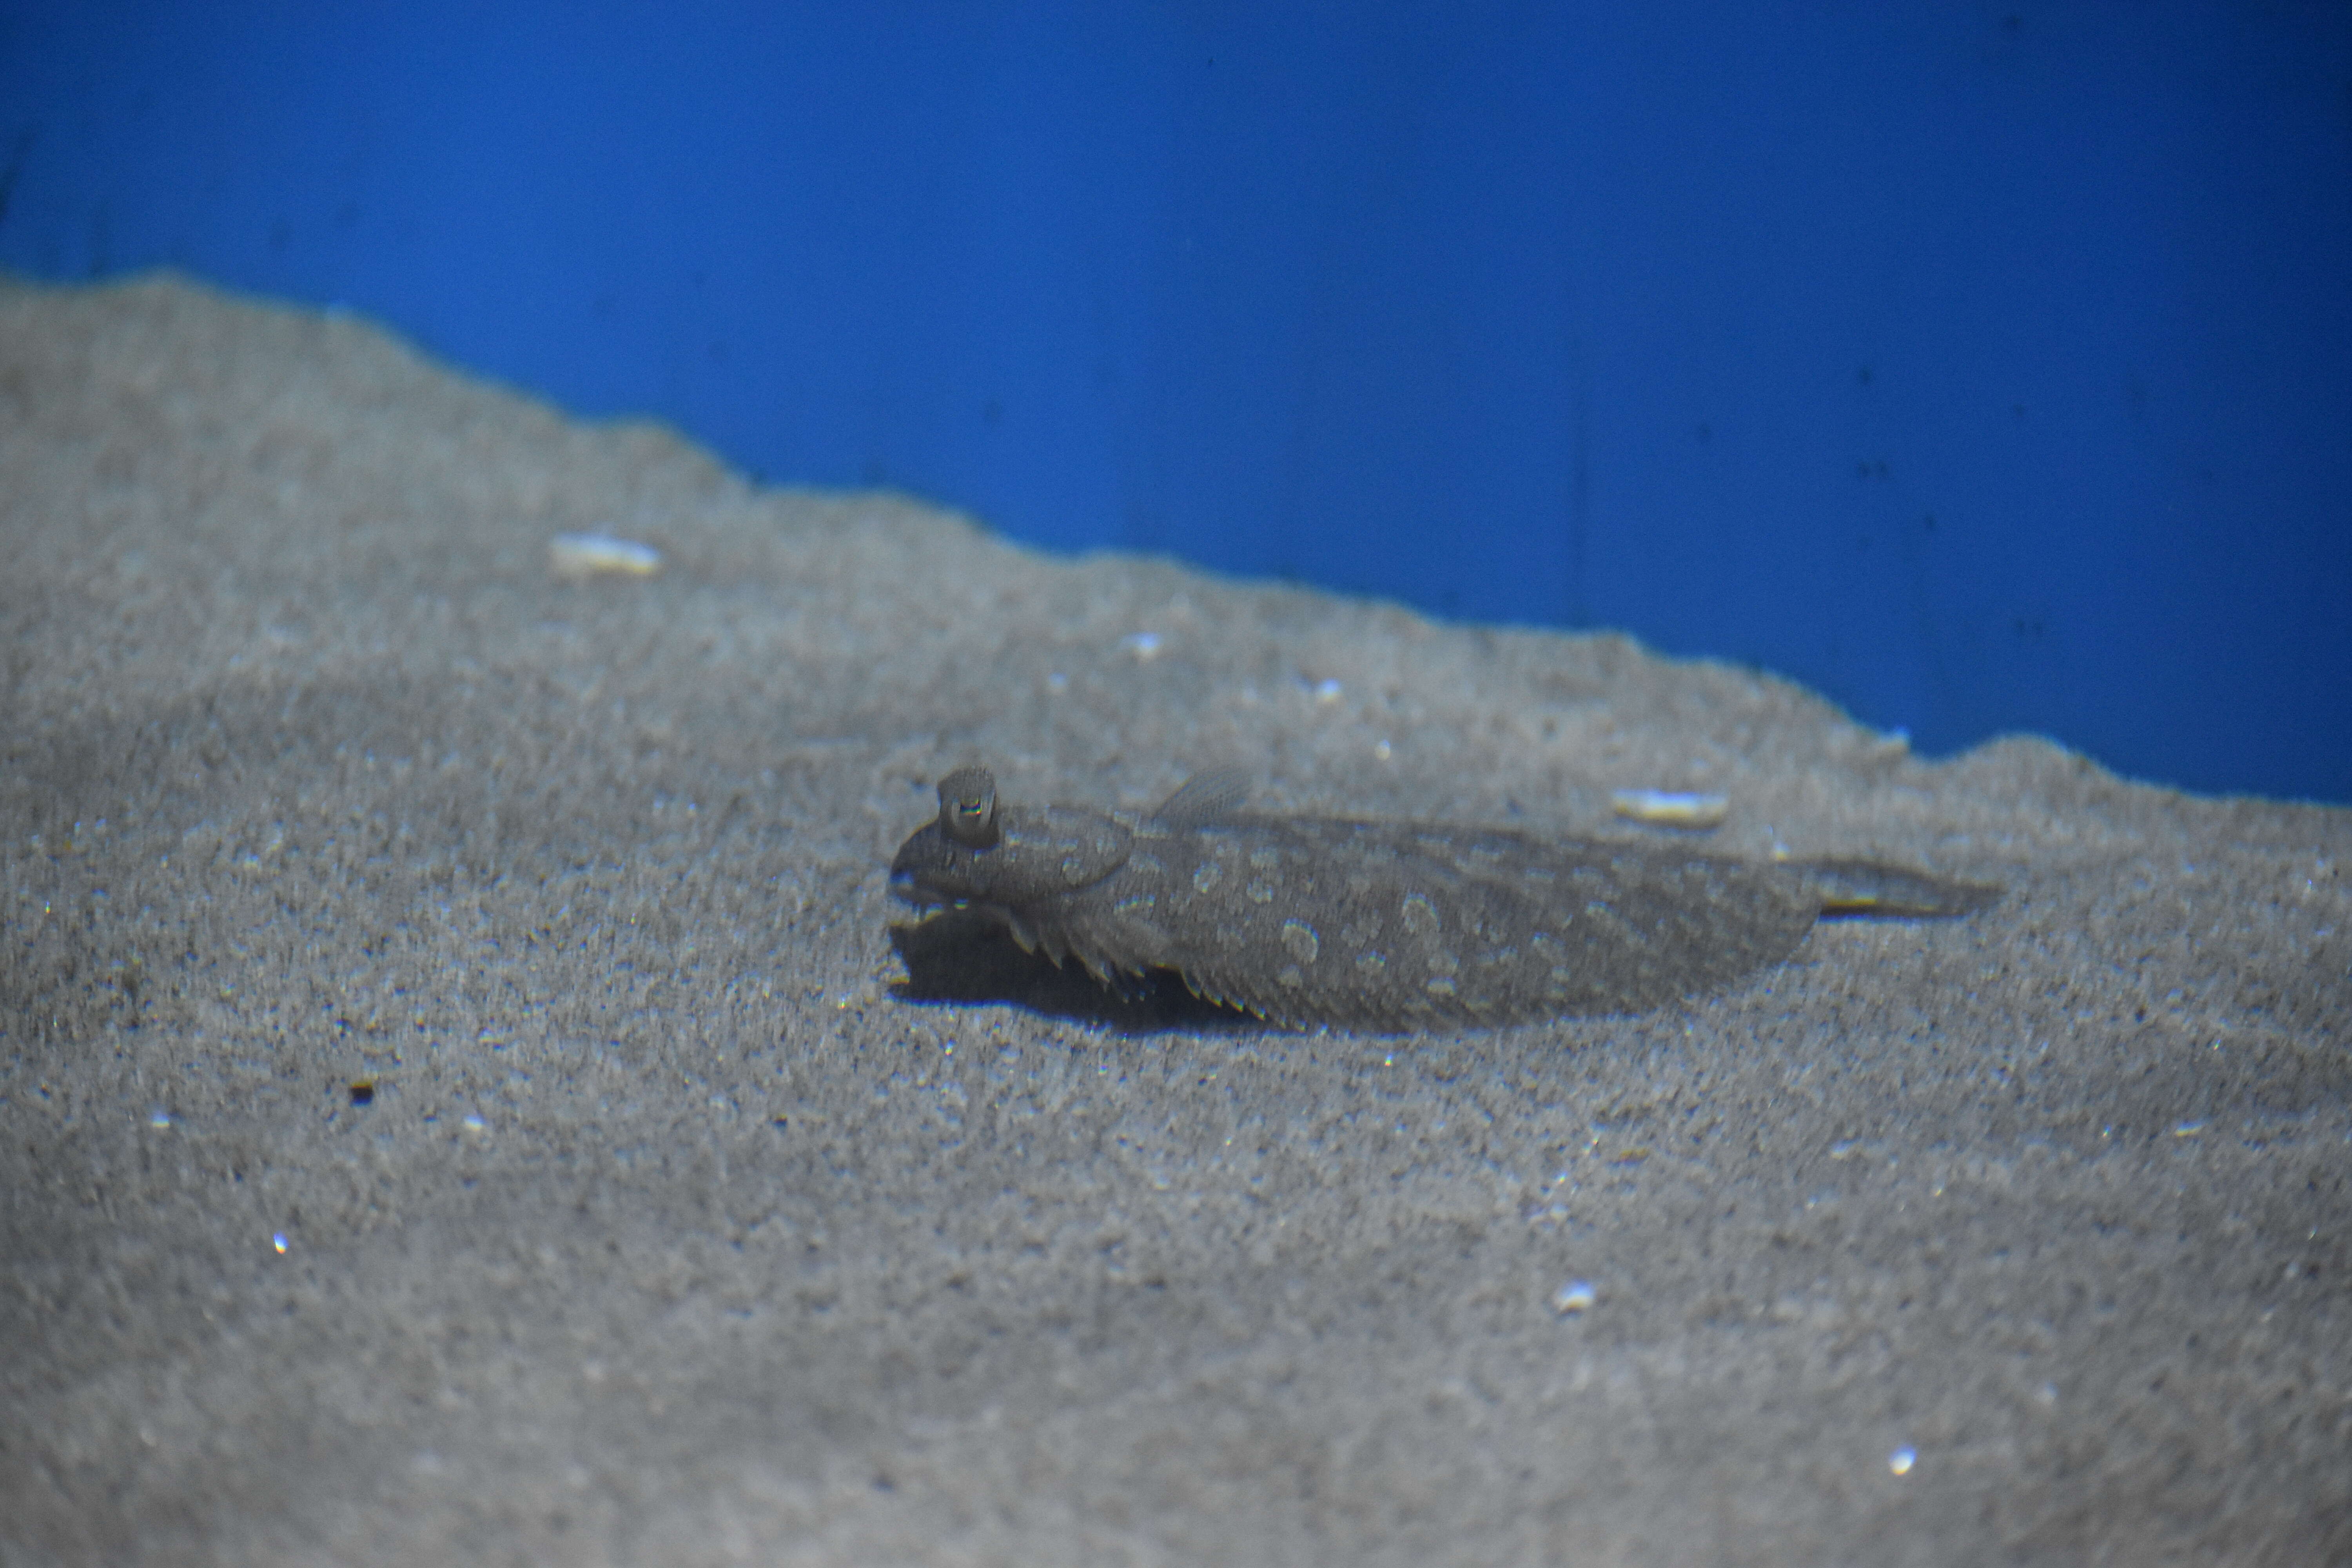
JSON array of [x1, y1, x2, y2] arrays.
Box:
[[3, 274, 2347, 1565]]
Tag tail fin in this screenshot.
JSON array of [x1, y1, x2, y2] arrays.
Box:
[[1793, 858, 2002, 918]]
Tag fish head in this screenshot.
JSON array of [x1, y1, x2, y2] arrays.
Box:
[[890, 768, 1135, 912]]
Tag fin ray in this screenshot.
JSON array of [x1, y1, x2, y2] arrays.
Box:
[[1149, 766, 1252, 829]]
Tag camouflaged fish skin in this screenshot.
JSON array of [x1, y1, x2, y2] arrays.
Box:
[[888, 766, 1994, 1031]]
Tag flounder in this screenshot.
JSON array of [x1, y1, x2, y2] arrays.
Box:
[[888, 764, 1996, 1031]]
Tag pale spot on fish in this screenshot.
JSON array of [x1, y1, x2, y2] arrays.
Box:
[[1247, 880, 1276, 904], [1425, 976, 1458, 998], [1249, 847, 1283, 871], [1280, 920, 1321, 965], [1356, 949, 1389, 973], [1277, 963, 1305, 989], [1193, 860, 1224, 894], [1401, 892, 1441, 936]]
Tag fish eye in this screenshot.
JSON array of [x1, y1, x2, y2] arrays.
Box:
[[936, 764, 1000, 849]]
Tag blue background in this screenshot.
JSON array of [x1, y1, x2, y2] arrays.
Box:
[[4, 2, 2347, 801]]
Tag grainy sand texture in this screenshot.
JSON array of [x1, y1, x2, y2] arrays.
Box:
[[3, 274, 2347, 1565]]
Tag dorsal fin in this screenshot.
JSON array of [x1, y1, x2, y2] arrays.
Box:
[[1148, 766, 1252, 829]]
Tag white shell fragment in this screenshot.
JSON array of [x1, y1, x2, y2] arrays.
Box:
[[1552, 1279, 1598, 1314], [1610, 788, 1730, 829], [548, 531, 664, 579]]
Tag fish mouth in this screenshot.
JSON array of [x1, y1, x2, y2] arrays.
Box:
[[886, 869, 963, 918]]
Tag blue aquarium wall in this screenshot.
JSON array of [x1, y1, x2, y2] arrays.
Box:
[[4, 1, 2347, 801]]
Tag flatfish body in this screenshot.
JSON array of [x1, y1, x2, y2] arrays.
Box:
[[887, 764, 1993, 1031]]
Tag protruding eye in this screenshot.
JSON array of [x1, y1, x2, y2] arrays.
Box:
[[936, 764, 1000, 848]]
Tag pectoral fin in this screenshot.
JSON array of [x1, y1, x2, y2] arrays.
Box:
[[1149, 766, 1252, 829]]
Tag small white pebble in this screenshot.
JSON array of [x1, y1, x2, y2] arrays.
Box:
[[1889, 1446, 1916, 1476], [1552, 1279, 1598, 1314], [1611, 789, 1730, 828], [1124, 632, 1163, 659], [548, 532, 663, 579], [463, 1114, 487, 1132], [271, 1232, 289, 1255], [1374, 739, 1392, 760], [2173, 1121, 2204, 1138], [1313, 678, 1343, 703], [147, 1108, 172, 1128]]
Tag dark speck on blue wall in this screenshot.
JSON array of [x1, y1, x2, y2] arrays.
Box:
[[2, 2, 2346, 802]]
